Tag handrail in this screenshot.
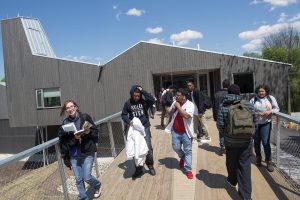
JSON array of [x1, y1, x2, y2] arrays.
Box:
[[273, 112, 300, 124], [0, 138, 59, 169], [0, 111, 122, 170], [94, 111, 122, 125]]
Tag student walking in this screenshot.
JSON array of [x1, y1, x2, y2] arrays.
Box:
[[121, 85, 156, 179], [217, 84, 256, 200], [58, 100, 101, 200], [250, 84, 279, 172], [187, 81, 211, 143], [213, 79, 229, 155], [165, 88, 195, 179]]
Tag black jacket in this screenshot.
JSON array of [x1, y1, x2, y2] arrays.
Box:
[[121, 85, 155, 128], [187, 89, 206, 114], [58, 113, 98, 167], [213, 89, 228, 121]]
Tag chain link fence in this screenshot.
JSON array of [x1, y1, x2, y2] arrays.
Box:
[[0, 112, 125, 200], [271, 113, 300, 196]]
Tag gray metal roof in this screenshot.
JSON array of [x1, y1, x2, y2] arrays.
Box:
[[21, 18, 56, 57]]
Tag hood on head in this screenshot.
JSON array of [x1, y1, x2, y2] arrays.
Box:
[[130, 85, 141, 97]]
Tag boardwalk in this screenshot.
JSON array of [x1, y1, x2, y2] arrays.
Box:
[[99, 110, 300, 200]]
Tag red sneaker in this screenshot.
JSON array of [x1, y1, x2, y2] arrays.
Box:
[[186, 171, 193, 179], [179, 159, 184, 168]]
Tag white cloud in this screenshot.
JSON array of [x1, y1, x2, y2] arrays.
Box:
[[148, 38, 164, 44], [170, 29, 203, 46], [63, 55, 102, 63], [242, 38, 263, 51], [116, 12, 122, 21], [251, 0, 297, 10], [146, 27, 163, 34], [113, 5, 118, 10], [289, 13, 300, 22], [278, 12, 288, 23], [126, 8, 145, 16], [239, 19, 300, 51]]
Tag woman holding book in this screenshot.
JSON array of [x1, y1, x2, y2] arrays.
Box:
[[58, 99, 101, 199]]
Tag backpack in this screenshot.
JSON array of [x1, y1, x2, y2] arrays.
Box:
[[226, 100, 255, 139]]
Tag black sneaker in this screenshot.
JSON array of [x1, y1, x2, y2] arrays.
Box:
[[94, 187, 101, 198], [148, 166, 156, 176], [219, 146, 225, 156], [132, 166, 144, 180]]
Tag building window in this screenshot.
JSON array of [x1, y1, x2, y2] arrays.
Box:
[[233, 73, 254, 93], [35, 88, 61, 108]]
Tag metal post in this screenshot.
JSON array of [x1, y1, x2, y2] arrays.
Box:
[[54, 144, 69, 200], [276, 116, 281, 167], [39, 127, 47, 167], [107, 121, 117, 157], [121, 120, 126, 146], [94, 144, 100, 178]]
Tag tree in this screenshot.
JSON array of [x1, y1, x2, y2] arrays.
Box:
[[262, 26, 300, 112], [243, 52, 262, 59]]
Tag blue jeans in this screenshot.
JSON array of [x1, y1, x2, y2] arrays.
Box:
[[219, 131, 224, 147], [171, 130, 193, 172], [254, 122, 272, 161], [70, 154, 101, 200]]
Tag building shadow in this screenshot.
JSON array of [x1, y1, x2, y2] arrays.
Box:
[[199, 143, 220, 156], [158, 157, 179, 170], [196, 169, 241, 200], [154, 125, 165, 130], [118, 159, 135, 179]]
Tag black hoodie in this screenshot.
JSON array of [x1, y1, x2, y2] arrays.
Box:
[[121, 85, 156, 128]]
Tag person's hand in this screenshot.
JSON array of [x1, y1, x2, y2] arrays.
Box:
[[198, 113, 203, 118], [130, 121, 133, 126], [264, 110, 272, 116], [74, 133, 81, 140], [83, 129, 90, 134], [137, 86, 143, 91], [174, 102, 181, 108]]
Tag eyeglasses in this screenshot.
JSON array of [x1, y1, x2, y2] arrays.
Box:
[[66, 105, 75, 110]]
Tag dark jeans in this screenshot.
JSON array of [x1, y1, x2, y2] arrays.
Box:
[[144, 127, 154, 167], [226, 142, 252, 200], [254, 122, 272, 161]]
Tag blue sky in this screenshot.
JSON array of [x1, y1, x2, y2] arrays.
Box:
[[0, 0, 299, 79]]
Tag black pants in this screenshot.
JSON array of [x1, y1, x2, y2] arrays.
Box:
[[226, 142, 252, 199], [144, 127, 154, 167]]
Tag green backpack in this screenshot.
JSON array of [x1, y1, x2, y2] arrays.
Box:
[[226, 100, 255, 139]]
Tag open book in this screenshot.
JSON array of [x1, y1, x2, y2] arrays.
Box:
[[62, 121, 93, 135]]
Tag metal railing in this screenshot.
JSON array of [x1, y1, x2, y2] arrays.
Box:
[[271, 112, 300, 195], [0, 112, 124, 200]]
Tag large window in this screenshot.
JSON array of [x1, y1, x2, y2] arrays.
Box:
[[35, 88, 61, 108], [233, 73, 254, 93]]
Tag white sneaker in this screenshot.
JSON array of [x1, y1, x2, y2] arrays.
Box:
[[200, 136, 211, 143], [94, 187, 102, 198]]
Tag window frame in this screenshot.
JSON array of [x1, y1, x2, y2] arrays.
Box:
[[35, 87, 62, 109], [232, 72, 255, 94]]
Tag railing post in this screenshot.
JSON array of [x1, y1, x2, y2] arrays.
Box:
[[94, 144, 100, 178], [121, 120, 126, 146], [54, 144, 70, 200], [107, 121, 117, 157], [276, 115, 281, 168]]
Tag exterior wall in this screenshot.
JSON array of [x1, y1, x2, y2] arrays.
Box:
[[0, 119, 36, 153], [0, 84, 8, 119], [219, 55, 289, 109]]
